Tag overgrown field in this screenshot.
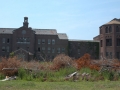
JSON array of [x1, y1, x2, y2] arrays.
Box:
[[0, 80, 120, 90], [0, 53, 120, 82]]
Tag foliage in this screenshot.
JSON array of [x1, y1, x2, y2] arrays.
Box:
[[52, 54, 74, 70], [76, 53, 100, 71]]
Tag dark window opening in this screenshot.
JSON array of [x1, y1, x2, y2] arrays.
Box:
[[38, 47, 40, 52], [116, 26, 120, 32], [117, 52, 120, 59], [105, 26, 112, 33], [117, 38, 120, 46], [106, 39, 112, 46], [7, 39, 9, 43], [2, 47, 5, 52], [105, 27, 108, 33]]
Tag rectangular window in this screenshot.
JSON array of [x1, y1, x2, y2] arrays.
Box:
[[6, 46, 9, 52], [110, 52, 112, 59], [100, 40, 103, 47], [57, 48, 60, 53], [106, 39, 112, 46], [38, 39, 41, 44], [52, 39, 55, 44], [48, 47, 51, 53], [2, 38, 5, 43], [42, 47, 45, 50], [62, 48, 65, 52], [38, 47, 40, 52], [52, 48, 55, 53], [78, 49, 80, 54], [106, 52, 109, 57], [48, 39, 51, 44], [7, 38, 9, 44], [117, 52, 120, 59], [116, 38, 120, 46], [42, 39, 45, 44], [2, 46, 5, 52]]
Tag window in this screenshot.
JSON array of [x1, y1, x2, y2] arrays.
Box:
[[17, 37, 30, 44], [62, 48, 65, 53], [106, 39, 112, 46], [57, 48, 60, 53], [52, 39, 55, 44], [42, 39, 45, 44], [48, 39, 51, 44], [7, 38, 9, 44], [100, 40, 103, 47], [116, 26, 120, 32], [78, 49, 80, 54], [117, 38, 120, 46], [106, 52, 108, 57], [109, 52, 112, 59], [2, 38, 5, 43], [52, 48, 55, 53], [42, 47, 45, 50], [48, 47, 51, 53], [6, 46, 9, 52], [2, 46, 5, 52], [117, 52, 120, 59], [42, 47, 45, 53], [105, 26, 112, 33], [38, 39, 41, 44], [105, 27, 108, 33], [38, 47, 40, 52]]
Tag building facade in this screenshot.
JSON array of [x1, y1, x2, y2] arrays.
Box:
[[0, 17, 99, 61], [94, 18, 120, 59]]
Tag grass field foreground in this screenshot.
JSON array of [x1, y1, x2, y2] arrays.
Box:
[[0, 80, 120, 90]]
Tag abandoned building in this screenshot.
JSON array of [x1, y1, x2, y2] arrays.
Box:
[[0, 17, 101, 61], [94, 18, 120, 59]]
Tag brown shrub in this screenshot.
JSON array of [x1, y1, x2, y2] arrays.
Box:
[[52, 54, 74, 70], [76, 53, 100, 71], [0, 57, 20, 76]]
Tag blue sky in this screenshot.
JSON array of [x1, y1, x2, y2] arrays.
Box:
[[0, 0, 120, 40]]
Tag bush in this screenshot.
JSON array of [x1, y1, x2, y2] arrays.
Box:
[[52, 54, 74, 70]]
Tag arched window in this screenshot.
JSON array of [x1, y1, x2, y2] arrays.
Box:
[[105, 27, 108, 33]]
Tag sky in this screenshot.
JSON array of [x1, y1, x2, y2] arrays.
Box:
[[0, 0, 120, 40]]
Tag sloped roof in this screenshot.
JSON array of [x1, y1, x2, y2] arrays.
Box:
[[58, 33, 68, 39], [34, 29, 57, 35], [14, 48, 33, 55], [0, 28, 57, 35], [104, 18, 120, 25], [69, 39, 99, 42], [0, 28, 16, 34]]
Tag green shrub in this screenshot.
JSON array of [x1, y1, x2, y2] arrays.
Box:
[[0, 73, 5, 80], [18, 68, 27, 80]]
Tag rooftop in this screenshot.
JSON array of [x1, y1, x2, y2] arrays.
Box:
[[104, 18, 120, 25]]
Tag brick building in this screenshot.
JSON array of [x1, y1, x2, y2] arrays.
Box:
[[0, 17, 99, 61], [94, 18, 120, 59]]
